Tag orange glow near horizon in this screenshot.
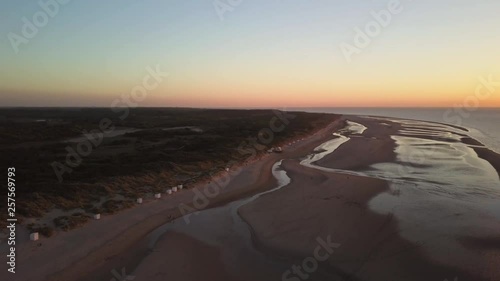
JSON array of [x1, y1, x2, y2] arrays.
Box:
[[1, 1, 499, 108]]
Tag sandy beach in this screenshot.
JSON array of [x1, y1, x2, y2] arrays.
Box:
[[2, 114, 500, 281], [0, 115, 344, 281], [133, 115, 500, 281], [240, 116, 500, 281]]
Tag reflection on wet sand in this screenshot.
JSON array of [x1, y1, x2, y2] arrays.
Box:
[[138, 116, 500, 281]]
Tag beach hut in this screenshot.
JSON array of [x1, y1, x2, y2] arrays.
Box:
[[155, 193, 161, 199], [172, 186, 178, 192], [225, 168, 230, 172], [137, 198, 143, 204], [93, 214, 101, 220], [30, 233, 39, 241], [178, 184, 183, 190], [166, 189, 173, 195]]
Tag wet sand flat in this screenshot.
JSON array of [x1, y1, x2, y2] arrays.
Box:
[[89, 116, 500, 281], [239, 116, 500, 280], [120, 115, 500, 281], [240, 160, 481, 281], [6, 114, 500, 281]]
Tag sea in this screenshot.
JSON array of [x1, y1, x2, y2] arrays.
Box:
[[295, 108, 500, 154]]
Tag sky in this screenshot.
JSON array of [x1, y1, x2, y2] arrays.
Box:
[[0, 0, 499, 108]]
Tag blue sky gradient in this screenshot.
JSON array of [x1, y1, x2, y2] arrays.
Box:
[[1, 0, 499, 107]]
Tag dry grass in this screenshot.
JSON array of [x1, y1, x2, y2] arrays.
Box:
[[53, 213, 91, 231], [27, 223, 54, 237]]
